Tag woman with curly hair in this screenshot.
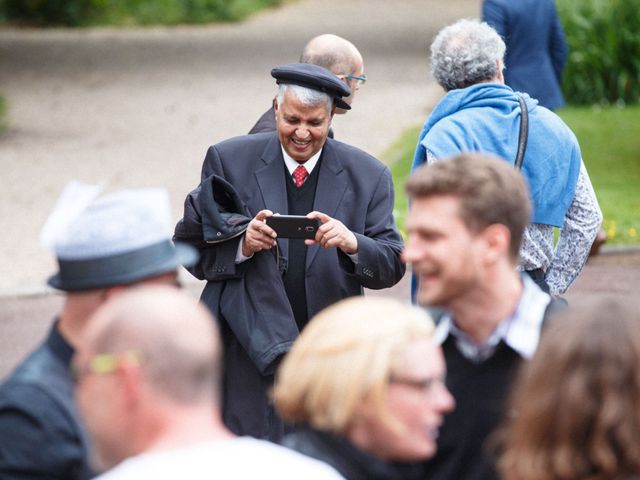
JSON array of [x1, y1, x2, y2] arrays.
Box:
[[498, 298, 640, 480]]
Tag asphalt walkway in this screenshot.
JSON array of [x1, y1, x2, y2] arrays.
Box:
[[0, 0, 480, 376], [1, 0, 639, 378]]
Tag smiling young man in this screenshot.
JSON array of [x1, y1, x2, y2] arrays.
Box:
[[175, 63, 404, 441], [402, 153, 555, 480]]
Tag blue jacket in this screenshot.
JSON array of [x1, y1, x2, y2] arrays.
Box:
[[483, 0, 568, 110], [412, 83, 580, 227]]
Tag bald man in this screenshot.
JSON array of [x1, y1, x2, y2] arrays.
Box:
[[249, 33, 365, 134], [73, 286, 345, 479]]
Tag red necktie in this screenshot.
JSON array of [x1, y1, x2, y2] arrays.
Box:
[[292, 165, 308, 188]]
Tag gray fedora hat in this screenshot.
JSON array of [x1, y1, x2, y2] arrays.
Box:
[[46, 188, 197, 291]]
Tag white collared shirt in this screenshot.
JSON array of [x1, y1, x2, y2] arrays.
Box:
[[434, 275, 551, 363], [281, 146, 323, 178]]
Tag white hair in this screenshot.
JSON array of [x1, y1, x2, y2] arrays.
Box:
[[276, 84, 332, 113], [431, 19, 506, 91]]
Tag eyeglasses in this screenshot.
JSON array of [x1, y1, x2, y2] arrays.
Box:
[[389, 375, 445, 396], [70, 350, 142, 384], [343, 73, 367, 85]]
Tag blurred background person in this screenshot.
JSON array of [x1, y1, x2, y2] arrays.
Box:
[[483, 0, 608, 256], [74, 286, 345, 479], [482, 0, 568, 110], [0, 185, 196, 480], [273, 296, 454, 480], [249, 33, 365, 135], [498, 297, 640, 480]]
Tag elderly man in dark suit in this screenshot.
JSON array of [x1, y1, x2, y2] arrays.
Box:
[[175, 63, 405, 441]]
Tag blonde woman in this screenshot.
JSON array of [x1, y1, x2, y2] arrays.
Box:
[[273, 296, 454, 480]]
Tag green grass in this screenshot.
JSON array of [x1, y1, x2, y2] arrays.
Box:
[[0, 96, 7, 135], [383, 106, 640, 245], [384, 125, 421, 239], [558, 105, 640, 244]]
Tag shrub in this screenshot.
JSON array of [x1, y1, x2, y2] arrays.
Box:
[[558, 0, 640, 105], [1, 0, 284, 27]]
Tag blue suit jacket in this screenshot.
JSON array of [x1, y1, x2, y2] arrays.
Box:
[[483, 0, 568, 109]]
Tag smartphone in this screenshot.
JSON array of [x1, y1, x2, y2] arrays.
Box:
[[266, 215, 320, 239]]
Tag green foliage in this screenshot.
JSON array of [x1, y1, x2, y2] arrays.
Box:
[[384, 106, 640, 245], [558, 0, 640, 105], [557, 105, 640, 244], [1, 0, 284, 26], [382, 126, 421, 239]]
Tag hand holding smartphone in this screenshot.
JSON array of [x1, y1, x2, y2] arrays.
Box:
[[266, 215, 319, 239]]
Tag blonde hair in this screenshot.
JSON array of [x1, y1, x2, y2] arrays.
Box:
[[273, 296, 434, 433]]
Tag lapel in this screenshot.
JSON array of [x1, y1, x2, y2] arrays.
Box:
[[307, 140, 348, 269], [255, 135, 290, 260]]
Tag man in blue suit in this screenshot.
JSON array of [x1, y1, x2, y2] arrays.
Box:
[[483, 0, 568, 110], [175, 63, 405, 441]]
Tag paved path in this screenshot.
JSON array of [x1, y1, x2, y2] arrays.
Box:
[[0, 0, 480, 376], [0, 0, 479, 295], [1, 0, 639, 379]]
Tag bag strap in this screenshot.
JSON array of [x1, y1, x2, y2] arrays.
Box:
[[515, 94, 529, 170]]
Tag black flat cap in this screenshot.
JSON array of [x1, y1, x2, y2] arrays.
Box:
[[271, 63, 352, 110]]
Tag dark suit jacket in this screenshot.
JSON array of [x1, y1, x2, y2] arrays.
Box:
[[181, 132, 404, 440], [0, 324, 95, 480], [199, 132, 405, 315], [248, 106, 277, 134], [483, 0, 568, 109]]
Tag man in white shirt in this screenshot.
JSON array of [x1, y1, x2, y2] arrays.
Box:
[[72, 286, 344, 479], [402, 153, 560, 480]]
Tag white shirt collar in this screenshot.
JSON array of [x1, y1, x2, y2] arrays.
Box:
[[434, 274, 551, 361], [280, 146, 322, 176]]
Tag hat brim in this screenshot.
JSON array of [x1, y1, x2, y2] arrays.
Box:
[[334, 98, 351, 110], [47, 241, 198, 292]]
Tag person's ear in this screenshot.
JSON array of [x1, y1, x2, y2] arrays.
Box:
[[273, 96, 279, 112], [481, 223, 511, 264], [119, 361, 143, 410], [496, 60, 505, 84]]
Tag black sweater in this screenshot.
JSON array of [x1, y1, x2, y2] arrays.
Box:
[[283, 427, 424, 480], [423, 337, 523, 480]]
